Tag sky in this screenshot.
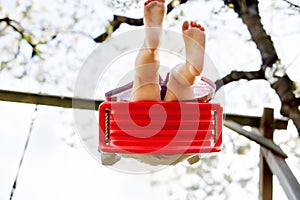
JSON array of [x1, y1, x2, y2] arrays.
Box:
[[0, 0, 300, 199]]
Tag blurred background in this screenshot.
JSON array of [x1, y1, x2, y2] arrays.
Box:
[[0, 0, 300, 199]]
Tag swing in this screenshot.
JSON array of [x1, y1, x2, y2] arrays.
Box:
[[99, 101, 222, 154]]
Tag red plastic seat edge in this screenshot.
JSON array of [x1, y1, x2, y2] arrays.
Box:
[[99, 101, 222, 154]]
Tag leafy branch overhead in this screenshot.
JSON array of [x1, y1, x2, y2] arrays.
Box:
[[0, 17, 43, 58], [94, 0, 300, 135], [94, 0, 188, 42]]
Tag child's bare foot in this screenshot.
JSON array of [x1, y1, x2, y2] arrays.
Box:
[[182, 21, 206, 79], [144, 0, 166, 50], [164, 21, 206, 101]]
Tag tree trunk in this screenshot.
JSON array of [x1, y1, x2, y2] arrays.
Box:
[[225, 0, 300, 135]]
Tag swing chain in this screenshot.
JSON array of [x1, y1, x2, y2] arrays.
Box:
[[213, 110, 218, 143], [104, 108, 110, 144]]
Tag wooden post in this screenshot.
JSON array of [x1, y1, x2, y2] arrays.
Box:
[[260, 108, 275, 200]]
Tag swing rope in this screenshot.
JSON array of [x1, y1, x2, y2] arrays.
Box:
[[9, 105, 38, 200]]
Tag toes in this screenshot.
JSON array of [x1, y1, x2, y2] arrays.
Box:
[[183, 21, 205, 33], [144, 0, 165, 6], [144, 0, 154, 6], [190, 21, 205, 31], [198, 24, 205, 31], [182, 21, 189, 32]]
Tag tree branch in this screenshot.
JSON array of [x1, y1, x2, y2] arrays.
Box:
[[215, 69, 265, 91], [271, 75, 300, 132], [224, 0, 300, 135], [0, 17, 41, 58], [225, 0, 278, 67], [94, 0, 189, 43], [282, 0, 300, 10]]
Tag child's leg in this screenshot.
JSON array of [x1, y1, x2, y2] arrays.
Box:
[[164, 21, 206, 101], [130, 0, 166, 101]]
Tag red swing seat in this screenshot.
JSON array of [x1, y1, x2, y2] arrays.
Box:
[[99, 101, 222, 154]]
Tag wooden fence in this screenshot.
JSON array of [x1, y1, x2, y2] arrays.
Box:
[[225, 108, 300, 200]]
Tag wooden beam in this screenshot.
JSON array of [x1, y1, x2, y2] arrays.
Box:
[[259, 108, 274, 200], [0, 90, 290, 129], [223, 120, 288, 158], [225, 113, 288, 130], [0, 89, 103, 110], [262, 148, 300, 200]]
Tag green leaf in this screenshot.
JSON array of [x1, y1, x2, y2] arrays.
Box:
[[105, 25, 113, 34], [22, 34, 32, 43]]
